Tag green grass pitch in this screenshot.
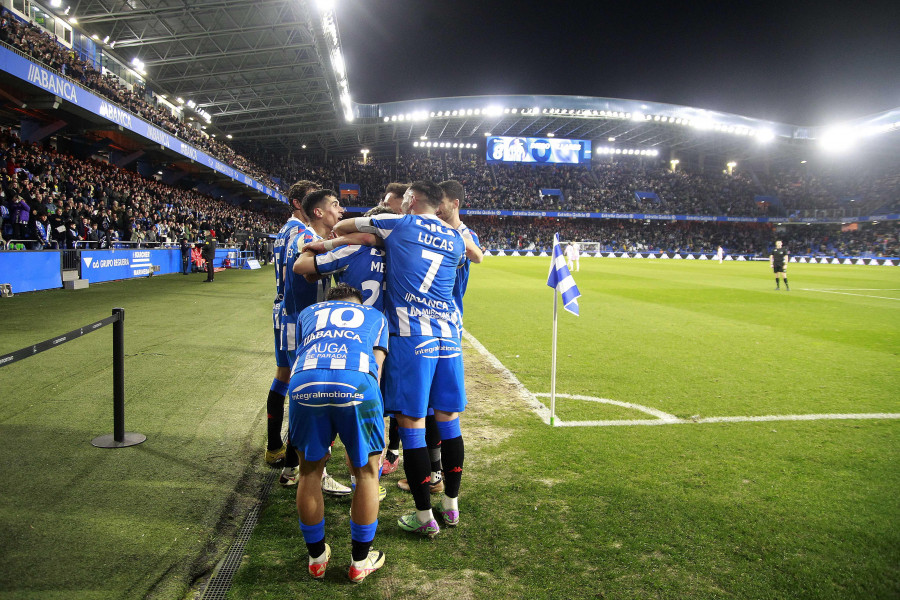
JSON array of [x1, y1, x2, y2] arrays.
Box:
[[0, 259, 897, 599]]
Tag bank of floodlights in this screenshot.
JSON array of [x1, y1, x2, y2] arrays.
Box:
[[412, 141, 478, 150], [595, 146, 660, 157], [319, 1, 353, 122]]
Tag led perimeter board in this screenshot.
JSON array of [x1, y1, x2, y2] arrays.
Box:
[[486, 136, 592, 166]]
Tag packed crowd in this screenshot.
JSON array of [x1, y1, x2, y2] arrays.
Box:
[[0, 130, 281, 249], [464, 216, 900, 257], [261, 153, 900, 220], [0, 9, 279, 190]]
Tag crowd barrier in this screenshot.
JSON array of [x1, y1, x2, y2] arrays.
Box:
[[0, 308, 145, 448], [485, 250, 900, 266]]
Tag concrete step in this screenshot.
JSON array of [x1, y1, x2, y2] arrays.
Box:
[[64, 279, 89, 290], [62, 269, 80, 281]]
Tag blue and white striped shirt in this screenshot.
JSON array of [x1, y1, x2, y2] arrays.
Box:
[[290, 300, 389, 380], [357, 213, 465, 338]]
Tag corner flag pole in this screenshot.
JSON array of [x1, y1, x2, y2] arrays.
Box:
[[550, 289, 559, 427], [547, 233, 581, 428]]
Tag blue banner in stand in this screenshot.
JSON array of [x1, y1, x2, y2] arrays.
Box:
[[80, 249, 181, 283], [0, 46, 286, 204]]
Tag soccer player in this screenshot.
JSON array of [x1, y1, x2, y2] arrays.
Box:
[[289, 283, 389, 583], [380, 182, 408, 214], [716, 245, 724, 264], [565, 242, 580, 271], [770, 240, 789, 290], [280, 189, 351, 494], [265, 180, 318, 469], [393, 180, 484, 495], [320, 181, 469, 537], [294, 206, 390, 311]]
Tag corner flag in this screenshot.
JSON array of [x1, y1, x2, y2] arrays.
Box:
[[547, 233, 581, 316]]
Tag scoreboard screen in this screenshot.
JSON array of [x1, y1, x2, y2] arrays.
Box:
[[486, 136, 592, 166]]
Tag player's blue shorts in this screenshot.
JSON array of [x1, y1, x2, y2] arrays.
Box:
[[288, 369, 385, 468], [273, 304, 290, 368], [384, 336, 467, 419]]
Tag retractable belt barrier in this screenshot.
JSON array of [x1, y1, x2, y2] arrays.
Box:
[[0, 308, 146, 448]]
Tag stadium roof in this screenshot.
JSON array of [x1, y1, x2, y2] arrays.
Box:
[[33, 1, 900, 163], [71, 0, 347, 146]]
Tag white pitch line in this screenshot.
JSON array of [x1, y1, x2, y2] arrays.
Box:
[[534, 392, 678, 421], [556, 413, 900, 427], [463, 330, 552, 424], [799, 288, 900, 301], [465, 333, 900, 428]]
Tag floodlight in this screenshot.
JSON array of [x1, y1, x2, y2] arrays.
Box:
[[484, 132, 491, 136], [68, 16, 77, 23], [547, 132, 555, 137], [453, 143, 459, 148], [420, 135, 427, 140], [632, 112, 645, 122], [177, 97, 185, 104], [226, 134, 233, 139], [91, 34, 99, 40], [819, 126, 857, 152], [608, 137, 616, 142], [187, 100, 195, 108], [102, 35, 109, 44], [756, 129, 775, 143], [383, 117, 389, 122], [430, 112, 435, 117], [302, 144, 307, 149], [317, 0, 335, 12]]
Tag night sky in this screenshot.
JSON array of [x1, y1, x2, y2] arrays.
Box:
[[336, 0, 900, 126]]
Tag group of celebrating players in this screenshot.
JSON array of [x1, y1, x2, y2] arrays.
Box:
[[262, 178, 482, 583]]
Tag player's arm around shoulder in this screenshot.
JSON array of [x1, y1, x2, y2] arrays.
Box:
[[293, 248, 321, 282], [462, 230, 483, 263]]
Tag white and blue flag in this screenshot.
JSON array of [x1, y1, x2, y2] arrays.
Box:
[[547, 233, 581, 316]]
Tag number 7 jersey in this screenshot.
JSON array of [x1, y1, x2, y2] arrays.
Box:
[[357, 213, 465, 338]]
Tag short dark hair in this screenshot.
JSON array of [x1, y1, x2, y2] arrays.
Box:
[[364, 205, 393, 217], [408, 181, 443, 209], [384, 182, 409, 197], [302, 189, 337, 219], [439, 180, 465, 204], [326, 282, 362, 302], [288, 180, 319, 209]]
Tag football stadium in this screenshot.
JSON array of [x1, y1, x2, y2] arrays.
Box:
[[0, 1, 898, 598]]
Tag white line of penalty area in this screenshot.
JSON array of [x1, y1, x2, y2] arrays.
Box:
[[462, 331, 900, 428]]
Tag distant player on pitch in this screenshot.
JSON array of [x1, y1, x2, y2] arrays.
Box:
[[770, 240, 789, 291]]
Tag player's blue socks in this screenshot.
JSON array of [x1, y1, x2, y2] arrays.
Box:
[[266, 379, 290, 451], [398, 426, 426, 449], [350, 519, 378, 561], [271, 379, 289, 396], [437, 418, 464, 499], [436, 418, 462, 440], [399, 426, 432, 510], [299, 518, 326, 558]]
